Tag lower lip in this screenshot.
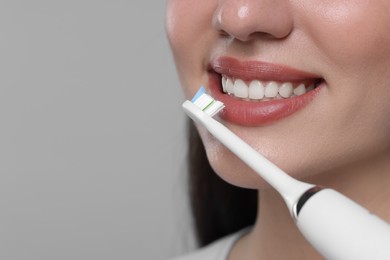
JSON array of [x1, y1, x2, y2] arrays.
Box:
[[208, 73, 324, 126]]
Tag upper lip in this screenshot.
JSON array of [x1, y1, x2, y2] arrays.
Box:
[[210, 56, 321, 83]]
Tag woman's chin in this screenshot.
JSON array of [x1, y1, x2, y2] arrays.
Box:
[[207, 150, 269, 189], [202, 136, 324, 190]]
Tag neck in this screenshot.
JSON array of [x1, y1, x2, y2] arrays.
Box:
[[229, 152, 390, 259]]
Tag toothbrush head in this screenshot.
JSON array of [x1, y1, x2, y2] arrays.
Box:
[[191, 86, 225, 117]]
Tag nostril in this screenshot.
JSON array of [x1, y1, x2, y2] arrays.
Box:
[[218, 29, 230, 38], [213, 0, 294, 42]]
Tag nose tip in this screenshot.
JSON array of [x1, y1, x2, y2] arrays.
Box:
[[213, 0, 293, 42]]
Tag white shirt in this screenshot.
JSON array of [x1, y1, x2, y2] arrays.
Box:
[[171, 228, 250, 260]]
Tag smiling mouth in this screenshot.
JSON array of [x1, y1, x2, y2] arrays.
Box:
[[221, 75, 323, 102], [207, 57, 325, 126]]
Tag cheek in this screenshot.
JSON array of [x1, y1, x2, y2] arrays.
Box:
[[292, 1, 390, 171], [166, 0, 217, 98], [165, 0, 216, 62], [166, 1, 197, 59], [299, 1, 390, 69]]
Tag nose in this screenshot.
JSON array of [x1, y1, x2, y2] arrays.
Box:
[[213, 0, 293, 42]]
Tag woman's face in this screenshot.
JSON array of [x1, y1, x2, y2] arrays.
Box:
[[166, 0, 390, 188]]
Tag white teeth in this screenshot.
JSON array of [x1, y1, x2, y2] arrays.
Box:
[[233, 79, 248, 98], [265, 81, 279, 98], [248, 80, 265, 99], [225, 78, 234, 94], [293, 83, 306, 96], [222, 76, 227, 93], [221, 76, 316, 101], [279, 82, 293, 98]]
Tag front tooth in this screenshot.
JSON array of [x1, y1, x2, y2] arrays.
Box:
[[279, 82, 293, 98], [248, 80, 265, 100], [233, 79, 248, 98], [225, 78, 234, 94], [265, 81, 279, 98], [222, 76, 227, 93], [294, 84, 306, 96]]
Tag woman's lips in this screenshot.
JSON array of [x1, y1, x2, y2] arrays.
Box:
[[212, 56, 320, 82], [208, 57, 324, 126]]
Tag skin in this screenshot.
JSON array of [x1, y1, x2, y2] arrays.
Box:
[[166, 0, 390, 259]]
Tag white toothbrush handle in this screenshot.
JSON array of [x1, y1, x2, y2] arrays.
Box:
[[295, 188, 390, 260], [183, 100, 390, 259]]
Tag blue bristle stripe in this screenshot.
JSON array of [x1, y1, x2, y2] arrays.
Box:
[[191, 86, 206, 103]]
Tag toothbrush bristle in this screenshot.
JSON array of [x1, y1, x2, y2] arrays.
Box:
[[191, 87, 225, 117]]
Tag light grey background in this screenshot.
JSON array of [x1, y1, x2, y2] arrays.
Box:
[[0, 1, 193, 259]]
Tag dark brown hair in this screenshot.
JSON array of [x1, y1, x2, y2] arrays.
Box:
[[187, 120, 257, 247]]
